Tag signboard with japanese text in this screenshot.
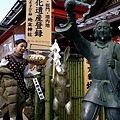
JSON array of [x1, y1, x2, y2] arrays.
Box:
[[26, 0, 52, 50]]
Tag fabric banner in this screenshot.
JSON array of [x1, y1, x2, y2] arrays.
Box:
[[33, 77, 44, 100]]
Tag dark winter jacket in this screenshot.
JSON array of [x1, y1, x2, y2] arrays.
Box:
[[0, 67, 26, 118]]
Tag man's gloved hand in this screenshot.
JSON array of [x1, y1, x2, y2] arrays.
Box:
[[64, 0, 76, 23], [64, 0, 76, 13]]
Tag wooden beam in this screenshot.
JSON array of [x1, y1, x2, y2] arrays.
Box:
[[0, 26, 14, 44], [52, 8, 83, 19]]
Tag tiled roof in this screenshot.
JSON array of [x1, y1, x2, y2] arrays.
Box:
[[77, 5, 120, 32]]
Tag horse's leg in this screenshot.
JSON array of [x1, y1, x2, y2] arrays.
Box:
[[65, 100, 72, 119], [53, 97, 59, 120]]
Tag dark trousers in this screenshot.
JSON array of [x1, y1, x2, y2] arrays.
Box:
[[3, 111, 23, 120]]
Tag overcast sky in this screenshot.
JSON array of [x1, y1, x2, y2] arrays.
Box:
[[0, 0, 17, 22]]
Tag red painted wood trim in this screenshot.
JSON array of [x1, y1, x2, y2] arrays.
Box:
[[0, 26, 14, 44], [53, 8, 83, 19], [53, 0, 89, 13]]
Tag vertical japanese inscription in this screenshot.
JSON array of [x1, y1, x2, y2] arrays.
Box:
[[45, 1, 50, 28], [35, 0, 43, 37], [27, 0, 33, 37], [26, 0, 52, 47]]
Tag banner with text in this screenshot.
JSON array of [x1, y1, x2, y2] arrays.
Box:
[[26, 0, 52, 50]]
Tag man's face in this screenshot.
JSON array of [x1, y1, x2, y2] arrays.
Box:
[[95, 21, 111, 41]]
